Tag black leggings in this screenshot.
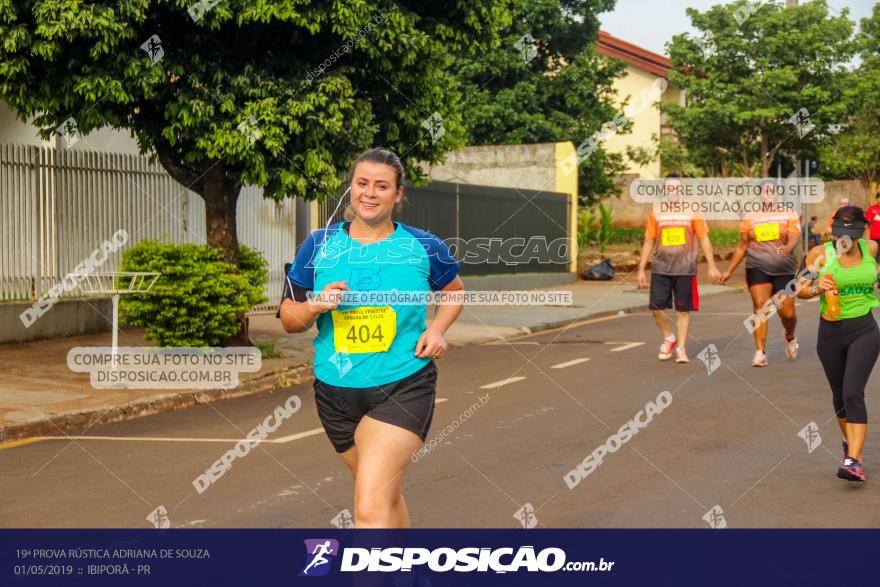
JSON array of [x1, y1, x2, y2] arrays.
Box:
[[816, 313, 880, 424]]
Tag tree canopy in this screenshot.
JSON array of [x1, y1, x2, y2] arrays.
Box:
[[665, 0, 854, 177], [820, 3, 880, 189], [0, 0, 510, 259], [453, 0, 627, 204]]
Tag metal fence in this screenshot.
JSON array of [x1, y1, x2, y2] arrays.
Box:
[[0, 144, 295, 311], [318, 180, 572, 275], [237, 186, 296, 309], [2, 143, 569, 319]]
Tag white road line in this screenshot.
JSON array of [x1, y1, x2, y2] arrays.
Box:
[[482, 313, 627, 344], [31, 398, 453, 446], [606, 342, 645, 352], [270, 428, 326, 443], [550, 358, 591, 369], [38, 433, 327, 444], [40, 428, 329, 445], [39, 435, 268, 443], [479, 376, 527, 390]]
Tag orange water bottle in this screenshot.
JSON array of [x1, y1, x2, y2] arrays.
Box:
[[825, 275, 841, 317]]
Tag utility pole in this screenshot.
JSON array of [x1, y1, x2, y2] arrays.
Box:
[[295, 196, 311, 252], [788, 0, 803, 250]]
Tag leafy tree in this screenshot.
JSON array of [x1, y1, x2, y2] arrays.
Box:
[[821, 4, 880, 189], [454, 0, 627, 205], [665, 0, 854, 177], [655, 134, 703, 178], [0, 0, 509, 262]]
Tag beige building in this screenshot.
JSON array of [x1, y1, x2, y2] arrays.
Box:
[[597, 31, 684, 178]]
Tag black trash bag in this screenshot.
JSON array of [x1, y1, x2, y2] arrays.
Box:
[[582, 258, 615, 280]]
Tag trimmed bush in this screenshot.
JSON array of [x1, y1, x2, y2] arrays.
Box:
[[119, 241, 268, 347]]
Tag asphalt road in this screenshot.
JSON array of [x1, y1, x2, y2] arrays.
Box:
[[4, 291, 880, 529]]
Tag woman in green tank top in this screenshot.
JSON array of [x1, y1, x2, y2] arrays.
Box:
[[815, 239, 880, 320], [798, 206, 880, 482]]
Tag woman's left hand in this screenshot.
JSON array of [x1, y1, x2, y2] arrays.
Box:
[[415, 327, 448, 360]]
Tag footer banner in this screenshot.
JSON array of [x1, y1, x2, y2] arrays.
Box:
[[1, 529, 873, 585]]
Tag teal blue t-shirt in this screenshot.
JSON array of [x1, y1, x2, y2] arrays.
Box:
[[285, 222, 460, 387]]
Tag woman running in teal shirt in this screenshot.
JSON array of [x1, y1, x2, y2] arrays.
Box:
[[280, 148, 465, 526]]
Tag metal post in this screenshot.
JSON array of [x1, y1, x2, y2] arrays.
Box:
[[295, 196, 311, 250], [31, 146, 40, 301], [803, 161, 810, 253], [111, 293, 120, 369], [455, 183, 460, 240]]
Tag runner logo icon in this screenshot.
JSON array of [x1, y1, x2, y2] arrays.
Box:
[[300, 539, 339, 577]]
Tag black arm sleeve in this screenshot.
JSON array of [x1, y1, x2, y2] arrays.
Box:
[[276, 262, 311, 318]]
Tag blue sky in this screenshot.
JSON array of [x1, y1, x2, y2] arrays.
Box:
[[598, 0, 876, 56]]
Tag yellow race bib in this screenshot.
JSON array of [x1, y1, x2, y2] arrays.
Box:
[[754, 223, 780, 242], [661, 226, 686, 247], [331, 306, 396, 353]]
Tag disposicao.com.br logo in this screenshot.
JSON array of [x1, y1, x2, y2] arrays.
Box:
[[300, 539, 339, 577], [299, 540, 614, 575]]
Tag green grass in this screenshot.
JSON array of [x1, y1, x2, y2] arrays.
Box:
[[253, 339, 281, 359], [606, 227, 644, 244], [708, 229, 739, 247]]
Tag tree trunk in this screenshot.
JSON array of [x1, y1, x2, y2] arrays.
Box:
[[154, 144, 242, 263], [201, 165, 250, 346], [153, 147, 251, 346], [760, 132, 770, 177], [202, 164, 242, 265]]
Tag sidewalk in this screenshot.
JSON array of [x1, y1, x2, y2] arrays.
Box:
[[0, 276, 739, 442]]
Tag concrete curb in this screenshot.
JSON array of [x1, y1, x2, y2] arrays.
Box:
[[1, 287, 743, 442], [0, 364, 314, 443]]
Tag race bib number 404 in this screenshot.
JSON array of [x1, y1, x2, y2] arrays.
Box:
[[661, 226, 687, 247], [331, 306, 397, 353]]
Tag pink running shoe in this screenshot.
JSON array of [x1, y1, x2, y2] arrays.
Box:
[[658, 337, 676, 361], [837, 457, 865, 482]]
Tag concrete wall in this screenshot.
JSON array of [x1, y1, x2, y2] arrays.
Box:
[[425, 142, 579, 272], [0, 102, 51, 147], [0, 101, 142, 155], [802, 181, 875, 229], [0, 300, 113, 344], [427, 143, 559, 192]]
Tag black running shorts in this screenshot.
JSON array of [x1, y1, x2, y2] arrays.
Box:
[[745, 267, 792, 293], [649, 273, 699, 311], [313, 361, 438, 453]]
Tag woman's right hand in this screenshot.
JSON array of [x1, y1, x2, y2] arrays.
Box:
[[816, 274, 835, 293], [308, 281, 349, 314]]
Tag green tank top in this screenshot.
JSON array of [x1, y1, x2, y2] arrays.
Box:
[[818, 239, 880, 319]]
